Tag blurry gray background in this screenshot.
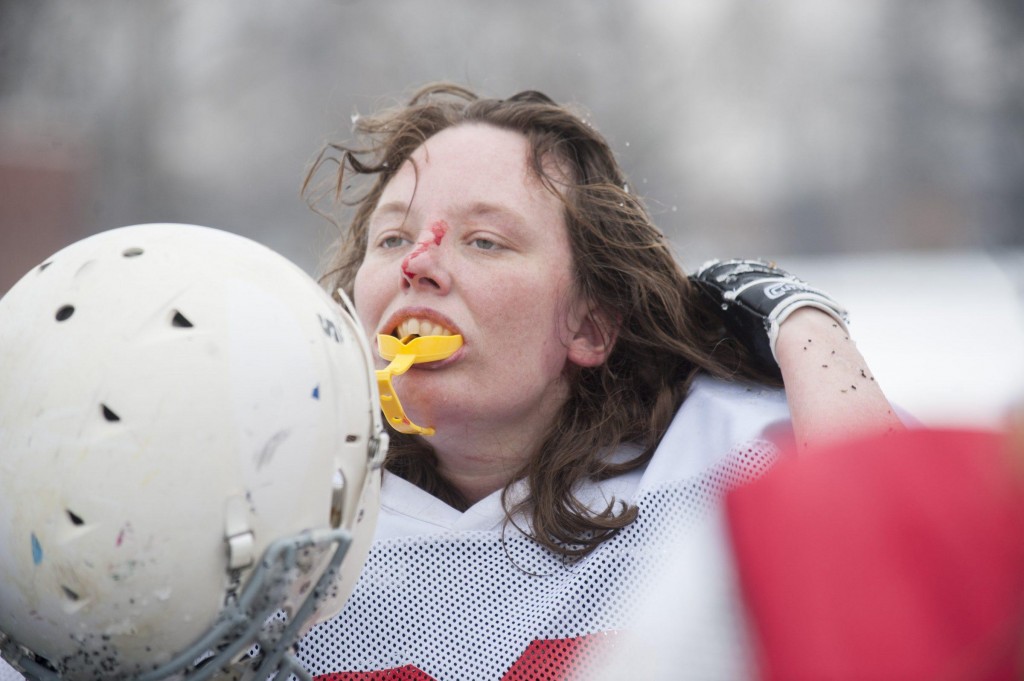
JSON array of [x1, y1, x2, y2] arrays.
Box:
[[1, 0, 1023, 425]]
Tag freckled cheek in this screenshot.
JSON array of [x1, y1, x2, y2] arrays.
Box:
[[493, 283, 573, 348]]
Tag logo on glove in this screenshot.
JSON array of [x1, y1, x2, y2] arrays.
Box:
[[764, 282, 804, 300]]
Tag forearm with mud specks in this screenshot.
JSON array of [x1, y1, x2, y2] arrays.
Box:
[[775, 308, 905, 453]]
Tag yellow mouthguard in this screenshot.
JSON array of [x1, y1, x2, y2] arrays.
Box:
[[376, 334, 463, 435]]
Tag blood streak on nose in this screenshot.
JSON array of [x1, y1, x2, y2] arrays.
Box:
[[428, 221, 447, 245], [401, 220, 449, 280]]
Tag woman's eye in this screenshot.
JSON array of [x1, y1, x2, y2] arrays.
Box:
[[471, 238, 500, 251], [379, 235, 408, 249]]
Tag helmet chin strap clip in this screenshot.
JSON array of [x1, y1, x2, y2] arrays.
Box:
[[225, 496, 256, 570], [375, 334, 463, 436]]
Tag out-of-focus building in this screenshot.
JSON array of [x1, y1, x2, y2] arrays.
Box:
[[0, 137, 90, 292]]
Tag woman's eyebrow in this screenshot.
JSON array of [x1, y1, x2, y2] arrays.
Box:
[[460, 202, 527, 230], [369, 201, 412, 225], [372, 201, 527, 224]]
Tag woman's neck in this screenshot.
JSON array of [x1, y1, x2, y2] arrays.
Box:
[[426, 420, 547, 505]]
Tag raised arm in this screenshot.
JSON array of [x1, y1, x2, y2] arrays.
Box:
[[693, 259, 904, 452]]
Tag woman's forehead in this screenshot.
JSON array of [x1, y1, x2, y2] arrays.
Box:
[[377, 124, 565, 212]]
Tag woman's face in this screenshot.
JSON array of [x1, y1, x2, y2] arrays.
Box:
[[354, 124, 603, 439]]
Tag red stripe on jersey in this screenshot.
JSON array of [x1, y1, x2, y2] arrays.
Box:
[[501, 634, 605, 680], [315, 664, 435, 680], [314, 633, 611, 681]]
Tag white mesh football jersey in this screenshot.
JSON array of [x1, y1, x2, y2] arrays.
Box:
[[296, 376, 790, 681]]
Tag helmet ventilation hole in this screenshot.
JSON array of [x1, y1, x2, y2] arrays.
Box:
[[61, 586, 80, 602], [38, 261, 52, 271], [171, 311, 194, 328], [345, 434, 359, 443], [55, 305, 74, 321], [67, 510, 85, 526], [101, 404, 121, 422], [122, 247, 144, 257]]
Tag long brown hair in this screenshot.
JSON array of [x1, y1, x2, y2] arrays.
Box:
[[304, 83, 773, 558]]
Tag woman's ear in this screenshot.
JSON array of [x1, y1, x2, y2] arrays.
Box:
[[567, 304, 618, 368]]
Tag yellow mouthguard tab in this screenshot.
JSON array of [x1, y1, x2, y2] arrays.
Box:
[[375, 334, 463, 435]]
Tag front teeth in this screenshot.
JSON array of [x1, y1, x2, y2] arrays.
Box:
[[396, 318, 453, 339]]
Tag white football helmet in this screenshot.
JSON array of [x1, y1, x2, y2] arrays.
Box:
[[0, 224, 387, 681]]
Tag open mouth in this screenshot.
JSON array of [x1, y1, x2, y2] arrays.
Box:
[[392, 317, 457, 340]]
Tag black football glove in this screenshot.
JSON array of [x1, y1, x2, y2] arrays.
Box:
[[691, 259, 849, 377]]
